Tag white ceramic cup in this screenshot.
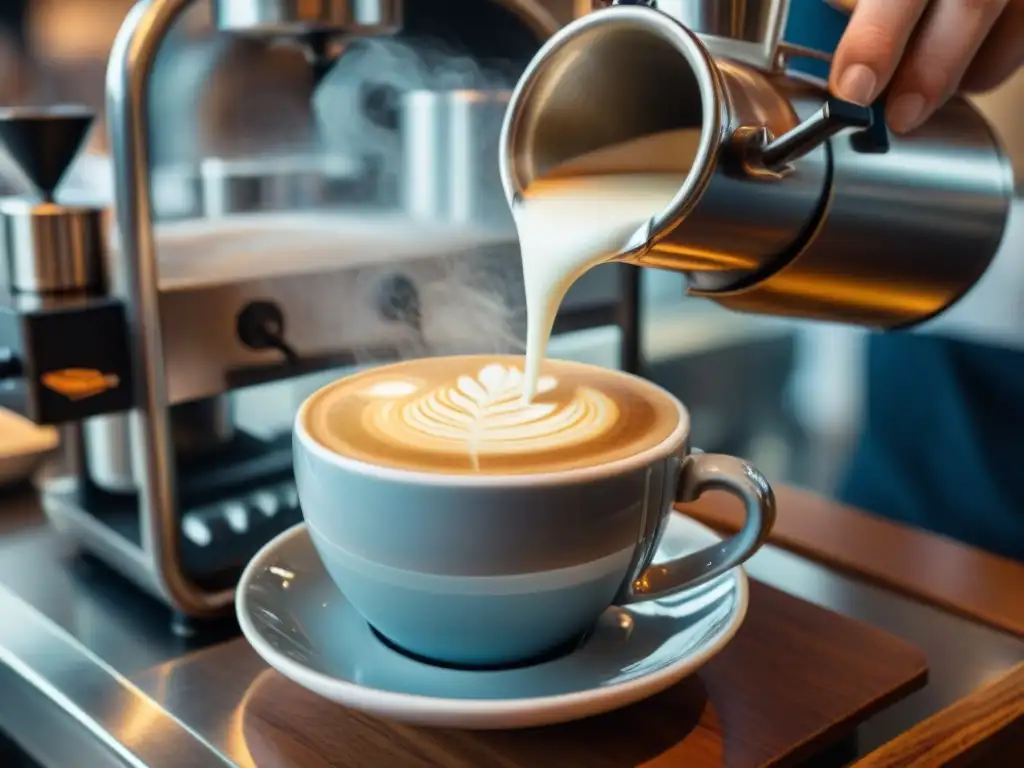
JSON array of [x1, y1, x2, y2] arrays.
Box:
[[294, 360, 775, 668]]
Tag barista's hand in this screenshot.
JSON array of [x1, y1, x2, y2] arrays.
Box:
[[825, 0, 1024, 133]]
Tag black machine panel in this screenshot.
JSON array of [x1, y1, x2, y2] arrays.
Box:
[[0, 292, 135, 424]]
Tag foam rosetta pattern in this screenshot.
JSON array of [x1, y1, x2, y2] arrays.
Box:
[[361, 363, 618, 470]]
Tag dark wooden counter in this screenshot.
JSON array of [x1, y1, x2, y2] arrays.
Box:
[[1, 481, 1022, 768], [142, 579, 927, 768]]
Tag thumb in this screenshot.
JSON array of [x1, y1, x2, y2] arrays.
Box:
[[828, 0, 929, 105], [824, 0, 858, 13]]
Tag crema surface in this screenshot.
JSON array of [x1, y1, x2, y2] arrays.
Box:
[[303, 355, 680, 475]]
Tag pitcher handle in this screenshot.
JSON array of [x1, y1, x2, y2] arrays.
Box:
[[772, 41, 892, 157], [619, 453, 776, 603]]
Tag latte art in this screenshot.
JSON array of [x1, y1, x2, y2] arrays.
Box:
[[362, 363, 618, 470], [302, 355, 680, 475]]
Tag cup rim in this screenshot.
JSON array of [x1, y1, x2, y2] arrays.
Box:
[[294, 357, 690, 488]]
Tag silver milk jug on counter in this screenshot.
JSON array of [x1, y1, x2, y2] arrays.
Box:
[[498, 0, 1015, 329]]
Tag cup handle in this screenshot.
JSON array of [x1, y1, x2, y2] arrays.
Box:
[[619, 452, 776, 603]]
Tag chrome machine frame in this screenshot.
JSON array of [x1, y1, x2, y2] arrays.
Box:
[[42, 0, 410, 617]]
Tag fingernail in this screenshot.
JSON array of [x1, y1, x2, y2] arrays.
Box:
[[887, 93, 926, 133], [836, 64, 877, 105]]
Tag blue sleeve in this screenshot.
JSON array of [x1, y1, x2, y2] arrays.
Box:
[[782, 0, 851, 79], [0, 0, 27, 37]]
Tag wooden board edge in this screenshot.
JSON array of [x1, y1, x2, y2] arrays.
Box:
[[853, 663, 1024, 767]]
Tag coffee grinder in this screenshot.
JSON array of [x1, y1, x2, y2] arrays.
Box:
[[0, 106, 123, 430], [0, 0, 405, 626]]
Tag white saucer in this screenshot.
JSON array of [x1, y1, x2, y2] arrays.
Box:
[[236, 513, 749, 730]]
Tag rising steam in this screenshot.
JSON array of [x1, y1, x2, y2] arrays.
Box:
[[60, 30, 531, 373], [314, 36, 519, 201], [315, 35, 529, 365]]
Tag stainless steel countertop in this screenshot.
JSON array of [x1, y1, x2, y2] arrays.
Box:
[[0, 484, 1022, 768]]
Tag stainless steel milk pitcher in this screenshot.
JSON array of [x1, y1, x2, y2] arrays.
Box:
[[499, 0, 1014, 330]]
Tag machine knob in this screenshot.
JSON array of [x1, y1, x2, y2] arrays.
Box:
[[236, 300, 299, 365], [377, 273, 421, 329], [0, 349, 22, 380]]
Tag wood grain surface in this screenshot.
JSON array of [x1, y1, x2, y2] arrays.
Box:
[[681, 486, 1024, 638], [235, 581, 927, 768], [854, 663, 1024, 768]]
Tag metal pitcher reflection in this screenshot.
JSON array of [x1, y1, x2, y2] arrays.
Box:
[[500, 0, 1013, 329]]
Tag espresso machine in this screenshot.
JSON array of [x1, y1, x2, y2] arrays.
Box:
[[501, 0, 1014, 329], [0, 0, 598, 626]]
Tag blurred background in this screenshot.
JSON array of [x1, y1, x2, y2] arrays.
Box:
[[2, 6, 1022, 765], [0, 0, 1021, 500]]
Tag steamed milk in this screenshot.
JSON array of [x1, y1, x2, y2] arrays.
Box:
[[301, 131, 701, 475], [515, 174, 680, 399], [512, 129, 703, 399], [303, 355, 678, 475]]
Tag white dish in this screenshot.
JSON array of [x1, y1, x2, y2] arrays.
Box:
[[237, 512, 748, 730], [0, 408, 59, 488]]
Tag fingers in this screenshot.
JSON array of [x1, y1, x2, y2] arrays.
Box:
[[828, 0, 1018, 132], [885, 0, 1009, 133], [829, 0, 931, 105]]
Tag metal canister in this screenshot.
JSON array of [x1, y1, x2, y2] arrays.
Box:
[[0, 198, 106, 295], [83, 397, 235, 494], [402, 90, 514, 230]]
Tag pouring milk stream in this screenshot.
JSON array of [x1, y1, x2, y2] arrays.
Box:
[[513, 129, 702, 400], [504, 1, 1012, 405]]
